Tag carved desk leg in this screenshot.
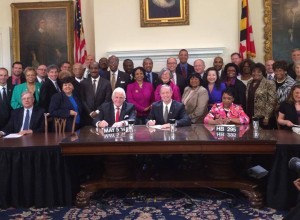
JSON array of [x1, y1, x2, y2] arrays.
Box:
[[240, 188, 263, 208]]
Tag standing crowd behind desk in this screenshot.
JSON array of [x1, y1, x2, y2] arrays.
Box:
[[1, 49, 300, 132]]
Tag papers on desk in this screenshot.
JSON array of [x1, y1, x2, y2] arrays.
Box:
[[3, 133, 23, 138], [148, 125, 163, 129]]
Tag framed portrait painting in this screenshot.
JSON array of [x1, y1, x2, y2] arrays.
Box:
[[140, 0, 189, 27], [11, 1, 74, 68], [264, 0, 300, 62]]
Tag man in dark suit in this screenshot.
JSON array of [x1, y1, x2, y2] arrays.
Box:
[[143, 57, 160, 89], [175, 49, 195, 79], [81, 62, 112, 126], [0, 91, 44, 137], [167, 57, 186, 95], [39, 64, 61, 112], [95, 87, 135, 128], [0, 68, 12, 130], [102, 55, 130, 91], [7, 61, 25, 89], [147, 84, 191, 128]]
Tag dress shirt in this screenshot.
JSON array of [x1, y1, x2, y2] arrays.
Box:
[[0, 85, 7, 98], [83, 68, 90, 78], [162, 101, 172, 115], [172, 72, 177, 85], [49, 79, 60, 91], [91, 76, 100, 92], [21, 107, 33, 131], [75, 77, 84, 83], [267, 73, 275, 80], [36, 76, 45, 83]]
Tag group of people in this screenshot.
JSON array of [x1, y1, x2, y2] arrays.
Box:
[[0, 48, 300, 136]]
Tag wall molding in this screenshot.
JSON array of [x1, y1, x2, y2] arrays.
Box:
[[107, 47, 225, 72]]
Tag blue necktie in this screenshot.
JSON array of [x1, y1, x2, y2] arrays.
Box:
[[23, 109, 30, 130], [2, 87, 7, 103], [146, 73, 151, 83]]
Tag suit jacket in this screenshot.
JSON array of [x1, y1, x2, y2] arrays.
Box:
[[102, 70, 130, 91], [94, 101, 136, 127], [145, 72, 160, 89], [182, 86, 209, 124], [11, 82, 42, 109], [80, 77, 112, 125], [174, 72, 187, 95], [7, 74, 26, 89], [49, 92, 83, 132], [3, 106, 45, 134], [39, 78, 60, 112], [0, 85, 13, 129], [176, 63, 195, 79], [147, 100, 191, 127]]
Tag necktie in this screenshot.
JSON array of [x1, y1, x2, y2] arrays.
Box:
[[181, 66, 187, 78], [146, 73, 151, 83], [115, 107, 120, 122], [54, 81, 60, 92], [14, 78, 19, 85], [111, 73, 116, 91], [268, 74, 272, 80], [2, 87, 7, 103], [23, 109, 30, 130], [93, 79, 97, 94], [163, 105, 168, 123]]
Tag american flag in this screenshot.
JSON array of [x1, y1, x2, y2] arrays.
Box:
[[239, 0, 256, 59], [74, 0, 87, 63]]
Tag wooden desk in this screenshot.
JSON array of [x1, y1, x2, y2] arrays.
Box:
[[60, 125, 278, 208]]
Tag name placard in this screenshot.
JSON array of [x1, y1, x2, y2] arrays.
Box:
[[103, 126, 128, 134], [215, 125, 239, 133]]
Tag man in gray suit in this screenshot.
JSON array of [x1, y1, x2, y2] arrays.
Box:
[[102, 55, 130, 91]]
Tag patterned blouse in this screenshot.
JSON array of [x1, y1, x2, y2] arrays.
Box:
[[204, 102, 250, 124]]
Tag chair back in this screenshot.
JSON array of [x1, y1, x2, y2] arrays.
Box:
[[45, 113, 77, 133]]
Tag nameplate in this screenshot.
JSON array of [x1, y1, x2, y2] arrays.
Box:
[[215, 125, 239, 133], [103, 126, 127, 134], [215, 132, 237, 138]]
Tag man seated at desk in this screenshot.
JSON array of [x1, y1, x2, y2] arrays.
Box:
[[95, 87, 135, 128], [147, 84, 191, 128], [0, 91, 45, 137]]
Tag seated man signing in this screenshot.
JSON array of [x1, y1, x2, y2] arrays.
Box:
[[95, 87, 135, 128], [0, 91, 45, 137], [147, 84, 191, 128]]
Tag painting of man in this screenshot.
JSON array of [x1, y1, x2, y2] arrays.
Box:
[[19, 9, 67, 68], [148, 0, 181, 19]]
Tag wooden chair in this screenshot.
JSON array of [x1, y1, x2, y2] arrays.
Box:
[[44, 113, 77, 133]]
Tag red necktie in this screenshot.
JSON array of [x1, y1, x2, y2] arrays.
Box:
[[181, 66, 187, 78], [115, 107, 120, 122]]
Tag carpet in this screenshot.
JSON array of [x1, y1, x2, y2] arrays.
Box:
[[0, 189, 287, 220]]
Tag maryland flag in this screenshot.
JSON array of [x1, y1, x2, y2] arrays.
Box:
[[239, 0, 256, 59]]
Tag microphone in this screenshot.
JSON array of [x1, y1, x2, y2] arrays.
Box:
[[289, 157, 300, 174]]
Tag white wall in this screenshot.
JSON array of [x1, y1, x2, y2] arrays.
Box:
[[0, 0, 265, 72]]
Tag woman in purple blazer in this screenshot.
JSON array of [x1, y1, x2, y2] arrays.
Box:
[[127, 67, 154, 125], [203, 67, 226, 110]]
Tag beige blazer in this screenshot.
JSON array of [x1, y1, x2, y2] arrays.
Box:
[[182, 86, 209, 123]]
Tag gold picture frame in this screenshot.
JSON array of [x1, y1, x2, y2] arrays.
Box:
[[140, 0, 189, 27], [11, 1, 74, 68], [264, 0, 300, 62]]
